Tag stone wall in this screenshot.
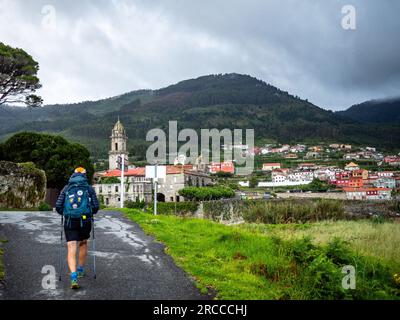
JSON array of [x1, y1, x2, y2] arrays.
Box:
[[277, 192, 347, 200], [0, 161, 46, 209], [199, 198, 400, 224]]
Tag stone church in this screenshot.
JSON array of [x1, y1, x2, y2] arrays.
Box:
[[93, 119, 152, 207], [94, 119, 214, 207]]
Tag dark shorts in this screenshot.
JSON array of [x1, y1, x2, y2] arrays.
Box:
[[64, 218, 92, 242]]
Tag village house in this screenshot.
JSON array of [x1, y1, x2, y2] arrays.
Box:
[[396, 177, 400, 188], [284, 153, 298, 159], [262, 163, 281, 171], [343, 153, 360, 160], [344, 162, 360, 171], [343, 187, 392, 201], [351, 169, 369, 180], [377, 171, 395, 178], [305, 151, 320, 159], [373, 177, 396, 189], [333, 177, 364, 188], [330, 144, 352, 150], [298, 163, 317, 170], [96, 168, 153, 206], [384, 156, 400, 167], [313, 168, 338, 181], [290, 144, 306, 153], [209, 161, 235, 174], [308, 146, 323, 152], [272, 174, 287, 183], [287, 171, 313, 181]]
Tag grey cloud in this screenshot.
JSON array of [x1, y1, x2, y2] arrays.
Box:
[[0, 0, 399, 110]]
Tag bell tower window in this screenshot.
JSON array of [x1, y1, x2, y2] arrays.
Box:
[[115, 143, 118, 151]]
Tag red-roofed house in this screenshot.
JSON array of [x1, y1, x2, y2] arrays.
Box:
[[262, 163, 281, 171], [343, 187, 392, 200], [384, 156, 400, 166], [209, 161, 235, 174], [298, 163, 316, 170]]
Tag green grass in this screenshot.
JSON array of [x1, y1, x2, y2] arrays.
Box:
[[123, 209, 400, 300], [0, 240, 6, 281], [242, 220, 400, 272], [0, 207, 42, 211]]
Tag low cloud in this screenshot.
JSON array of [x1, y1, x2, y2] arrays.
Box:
[[0, 0, 399, 110]]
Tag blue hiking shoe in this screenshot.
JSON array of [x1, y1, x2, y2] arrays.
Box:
[[70, 272, 80, 289], [77, 266, 86, 278]]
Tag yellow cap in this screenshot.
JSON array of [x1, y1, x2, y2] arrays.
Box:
[[74, 167, 87, 174]]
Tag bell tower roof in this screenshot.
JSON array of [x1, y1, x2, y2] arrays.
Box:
[[113, 117, 126, 134]]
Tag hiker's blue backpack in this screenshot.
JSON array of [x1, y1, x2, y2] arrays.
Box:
[[63, 174, 92, 219]]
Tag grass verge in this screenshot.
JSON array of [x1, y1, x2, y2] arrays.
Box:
[[123, 209, 400, 300], [0, 240, 7, 281]]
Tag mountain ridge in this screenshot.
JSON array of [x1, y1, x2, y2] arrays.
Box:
[[336, 97, 400, 124], [1, 73, 399, 159]]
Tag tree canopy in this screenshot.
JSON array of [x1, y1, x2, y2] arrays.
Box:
[[0, 42, 42, 107], [0, 132, 94, 189]]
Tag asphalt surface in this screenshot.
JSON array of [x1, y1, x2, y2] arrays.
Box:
[[0, 210, 208, 300]]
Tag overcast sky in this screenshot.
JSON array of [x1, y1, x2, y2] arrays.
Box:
[[0, 0, 399, 110]]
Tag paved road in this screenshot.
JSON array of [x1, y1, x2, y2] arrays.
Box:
[[0, 210, 208, 300]]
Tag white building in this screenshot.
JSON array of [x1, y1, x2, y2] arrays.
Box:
[[377, 171, 395, 178], [288, 171, 313, 182], [272, 174, 287, 183], [262, 163, 281, 171], [344, 187, 392, 201]]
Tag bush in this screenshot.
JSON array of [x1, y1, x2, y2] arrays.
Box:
[[301, 178, 330, 192], [179, 186, 235, 201], [125, 199, 146, 210], [38, 202, 52, 211], [242, 199, 346, 224], [215, 171, 233, 178], [99, 177, 120, 184], [149, 201, 199, 216], [283, 237, 397, 299]]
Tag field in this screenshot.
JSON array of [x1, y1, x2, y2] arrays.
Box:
[[243, 221, 400, 271], [123, 209, 400, 300]]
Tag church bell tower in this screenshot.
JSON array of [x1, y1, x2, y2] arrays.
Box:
[[109, 118, 128, 170]]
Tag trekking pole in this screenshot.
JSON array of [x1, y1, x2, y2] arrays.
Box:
[[92, 215, 96, 279], [59, 215, 63, 281]]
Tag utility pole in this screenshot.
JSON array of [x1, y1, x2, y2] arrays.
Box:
[[174, 187, 177, 215], [120, 155, 125, 208], [154, 162, 158, 215]]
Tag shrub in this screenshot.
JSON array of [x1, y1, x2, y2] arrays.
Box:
[[283, 237, 397, 299], [38, 202, 52, 211], [242, 199, 346, 224], [125, 199, 146, 210], [99, 177, 120, 184], [149, 201, 199, 216], [179, 186, 235, 201]]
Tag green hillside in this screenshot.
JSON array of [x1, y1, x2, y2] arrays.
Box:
[[1, 73, 399, 159], [337, 97, 400, 124]]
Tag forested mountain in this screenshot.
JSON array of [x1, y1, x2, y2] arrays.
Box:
[[1, 73, 399, 160], [337, 97, 400, 124]]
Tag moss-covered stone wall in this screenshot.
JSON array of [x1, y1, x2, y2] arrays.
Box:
[[0, 161, 46, 209]]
